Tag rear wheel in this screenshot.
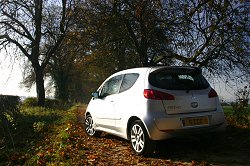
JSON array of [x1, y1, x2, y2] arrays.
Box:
[[84, 114, 101, 137], [130, 120, 156, 155]]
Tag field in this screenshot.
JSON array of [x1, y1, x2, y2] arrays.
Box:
[[0, 105, 250, 165], [222, 106, 236, 116]]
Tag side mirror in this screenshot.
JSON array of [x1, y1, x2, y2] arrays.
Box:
[[92, 92, 99, 99]]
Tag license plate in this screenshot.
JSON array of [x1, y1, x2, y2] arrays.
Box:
[[182, 116, 209, 127]]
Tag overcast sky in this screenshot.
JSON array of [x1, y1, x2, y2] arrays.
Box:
[[0, 51, 36, 97], [0, 51, 238, 102]]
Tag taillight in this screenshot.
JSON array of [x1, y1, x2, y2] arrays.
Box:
[[143, 89, 175, 100], [208, 88, 218, 98]]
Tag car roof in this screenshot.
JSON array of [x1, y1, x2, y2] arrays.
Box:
[[112, 66, 201, 76], [101, 66, 202, 87], [108, 67, 149, 78]]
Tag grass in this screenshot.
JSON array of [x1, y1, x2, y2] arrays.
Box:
[[223, 105, 250, 115], [222, 106, 234, 116], [0, 104, 79, 165]]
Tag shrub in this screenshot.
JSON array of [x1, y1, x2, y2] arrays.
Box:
[[0, 95, 20, 125], [45, 98, 60, 108], [0, 95, 20, 112], [22, 97, 38, 107], [227, 86, 250, 128], [0, 95, 21, 149], [22, 97, 71, 110], [33, 121, 46, 133], [229, 102, 250, 128]]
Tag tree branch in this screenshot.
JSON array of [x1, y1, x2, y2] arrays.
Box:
[[13, 0, 35, 18], [2, 11, 34, 41], [0, 21, 31, 40], [41, 35, 65, 69], [0, 34, 31, 61]]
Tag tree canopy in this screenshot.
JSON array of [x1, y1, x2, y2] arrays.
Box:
[[80, 0, 249, 75]]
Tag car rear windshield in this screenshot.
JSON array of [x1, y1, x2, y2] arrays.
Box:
[[149, 68, 210, 90]]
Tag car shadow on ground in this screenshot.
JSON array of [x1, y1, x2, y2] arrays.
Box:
[[153, 127, 250, 165], [99, 127, 250, 166]]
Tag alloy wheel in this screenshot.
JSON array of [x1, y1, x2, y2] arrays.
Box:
[[131, 123, 145, 153], [85, 115, 95, 136]]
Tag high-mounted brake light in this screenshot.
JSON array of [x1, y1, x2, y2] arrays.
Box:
[[208, 88, 218, 98], [144, 89, 175, 100]]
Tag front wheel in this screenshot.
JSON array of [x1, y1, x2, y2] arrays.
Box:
[[84, 114, 101, 137], [130, 120, 156, 155]]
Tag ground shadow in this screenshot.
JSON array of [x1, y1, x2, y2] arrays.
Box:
[[97, 127, 250, 165], [153, 127, 250, 165]]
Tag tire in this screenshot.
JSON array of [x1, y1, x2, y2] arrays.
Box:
[[84, 114, 101, 137], [130, 120, 156, 155]]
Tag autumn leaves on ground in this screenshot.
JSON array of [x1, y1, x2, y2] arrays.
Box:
[[1, 105, 250, 166]]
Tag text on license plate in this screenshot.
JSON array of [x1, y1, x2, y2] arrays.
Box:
[[182, 116, 209, 127]]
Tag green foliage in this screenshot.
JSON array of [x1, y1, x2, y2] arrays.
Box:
[[33, 121, 46, 133], [0, 95, 20, 111], [227, 86, 250, 128], [22, 97, 71, 110], [58, 130, 70, 141], [22, 97, 38, 107], [229, 103, 250, 128], [0, 103, 79, 165], [222, 106, 234, 116], [0, 95, 21, 150], [44, 98, 62, 109], [24, 106, 78, 165]]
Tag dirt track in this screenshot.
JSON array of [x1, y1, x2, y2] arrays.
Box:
[[73, 106, 250, 166]]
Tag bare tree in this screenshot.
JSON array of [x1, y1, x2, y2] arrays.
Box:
[[164, 0, 250, 78], [0, 0, 75, 106]]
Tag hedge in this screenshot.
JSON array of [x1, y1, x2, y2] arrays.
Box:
[[0, 95, 20, 111]]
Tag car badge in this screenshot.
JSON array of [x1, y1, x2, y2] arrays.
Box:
[[191, 102, 198, 108], [191, 96, 197, 100]]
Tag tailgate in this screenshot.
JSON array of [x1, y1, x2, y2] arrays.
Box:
[[162, 89, 217, 115]]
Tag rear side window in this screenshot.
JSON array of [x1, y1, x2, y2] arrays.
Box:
[[149, 69, 209, 90], [100, 75, 123, 97], [120, 73, 139, 93]]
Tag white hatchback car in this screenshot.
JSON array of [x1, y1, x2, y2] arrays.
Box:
[[84, 66, 226, 155]]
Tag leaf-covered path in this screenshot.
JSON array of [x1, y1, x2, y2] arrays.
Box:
[[69, 106, 208, 166]]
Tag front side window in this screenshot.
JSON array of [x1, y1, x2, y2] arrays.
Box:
[[100, 75, 123, 97], [120, 73, 139, 93], [149, 68, 209, 90]]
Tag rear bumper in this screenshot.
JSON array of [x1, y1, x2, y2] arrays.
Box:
[[145, 111, 226, 140]]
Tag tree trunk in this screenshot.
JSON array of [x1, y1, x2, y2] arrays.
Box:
[[54, 71, 69, 102], [34, 67, 45, 106], [138, 48, 149, 67]]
